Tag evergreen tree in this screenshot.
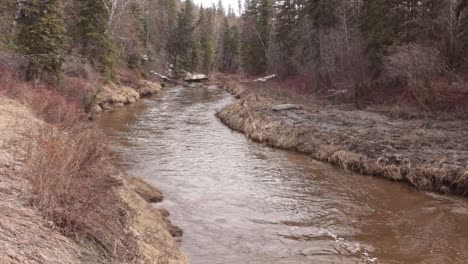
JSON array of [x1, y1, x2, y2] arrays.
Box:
[[221, 17, 241, 72], [199, 7, 215, 72], [164, 0, 178, 64], [16, 0, 67, 79], [0, 0, 16, 46], [359, 0, 437, 70], [222, 17, 233, 71], [128, 2, 146, 69], [459, 4, 468, 66], [257, 0, 272, 70], [274, 0, 299, 75], [359, 0, 399, 70], [241, 0, 271, 75], [174, 0, 196, 72], [217, 0, 225, 15], [303, 0, 337, 28], [231, 25, 242, 71], [77, 0, 115, 79]]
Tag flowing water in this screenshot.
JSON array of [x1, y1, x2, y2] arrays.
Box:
[[97, 85, 468, 264]]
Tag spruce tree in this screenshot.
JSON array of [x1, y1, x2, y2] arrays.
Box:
[[230, 25, 241, 71], [303, 0, 337, 28], [0, 0, 16, 46], [164, 0, 178, 64], [200, 7, 215, 72], [222, 17, 233, 71], [77, 0, 115, 79], [241, 0, 271, 75], [257, 0, 272, 72], [274, 0, 299, 75], [174, 0, 196, 72], [459, 5, 468, 67], [222, 21, 241, 73], [16, 0, 67, 79], [359, 0, 399, 70]]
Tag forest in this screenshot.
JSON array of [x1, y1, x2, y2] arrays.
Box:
[[1, 0, 468, 111]]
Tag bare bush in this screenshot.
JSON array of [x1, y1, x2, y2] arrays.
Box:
[[5, 85, 84, 128], [25, 125, 137, 260], [63, 55, 98, 82], [383, 44, 447, 109]]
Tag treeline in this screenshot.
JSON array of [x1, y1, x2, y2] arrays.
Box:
[[240, 0, 468, 108], [1, 0, 468, 108], [0, 0, 242, 81]]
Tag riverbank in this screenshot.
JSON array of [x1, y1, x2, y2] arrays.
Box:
[[216, 81, 468, 195], [0, 87, 188, 263], [90, 80, 162, 116]]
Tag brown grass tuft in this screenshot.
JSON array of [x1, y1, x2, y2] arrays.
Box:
[[24, 125, 137, 261]]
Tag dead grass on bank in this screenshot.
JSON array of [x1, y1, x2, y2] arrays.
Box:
[[217, 81, 468, 195], [1, 74, 139, 261], [23, 125, 138, 261], [222, 71, 468, 119]]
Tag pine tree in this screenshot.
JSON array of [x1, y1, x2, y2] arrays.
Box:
[[174, 0, 196, 72], [217, 0, 225, 15], [222, 21, 241, 72], [200, 7, 215, 72], [303, 0, 337, 28], [16, 0, 67, 80], [459, 4, 468, 67], [164, 0, 178, 64], [359, 0, 399, 70], [222, 17, 233, 71], [0, 0, 16, 46], [231, 25, 242, 71], [274, 0, 299, 75], [127, 2, 146, 69], [359, 0, 437, 70], [77, 0, 115, 79], [241, 0, 271, 75], [257, 0, 272, 71]]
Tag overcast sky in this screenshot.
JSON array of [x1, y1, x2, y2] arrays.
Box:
[[193, 0, 240, 13]]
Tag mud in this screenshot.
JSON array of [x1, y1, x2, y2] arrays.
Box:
[[216, 81, 468, 195]]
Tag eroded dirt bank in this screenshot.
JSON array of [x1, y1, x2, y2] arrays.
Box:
[[0, 96, 188, 263], [90, 80, 162, 115], [216, 81, 468, 195]]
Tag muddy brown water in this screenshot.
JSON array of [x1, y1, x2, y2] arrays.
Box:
[[97, 85, 468, 264]]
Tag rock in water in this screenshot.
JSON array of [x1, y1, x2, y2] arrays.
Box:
[[272, 104, 300, 111], [184, 73, 208, 82]]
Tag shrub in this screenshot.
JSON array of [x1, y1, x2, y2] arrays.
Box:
[[25, 125, 137, 260], [383, 44, 447, 110]]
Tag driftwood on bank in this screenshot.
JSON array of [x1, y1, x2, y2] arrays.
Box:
[[183, 73, 209, 82], [272, 104, 301, 111]]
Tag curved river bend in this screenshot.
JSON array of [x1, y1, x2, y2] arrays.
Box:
[[97, 85, 468, 264]]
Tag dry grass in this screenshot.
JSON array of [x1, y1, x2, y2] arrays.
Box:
[[1, 57, 188, 263], [1, 75, 139, 261], [23, 125, 138, 260], [217, 81, 468, 196]]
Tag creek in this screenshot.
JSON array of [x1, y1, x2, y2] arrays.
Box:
[[97, 85, 468, 264]]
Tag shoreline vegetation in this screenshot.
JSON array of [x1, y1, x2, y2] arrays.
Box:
[[216, 80, 468, 196], [0, 80, 188, 263]]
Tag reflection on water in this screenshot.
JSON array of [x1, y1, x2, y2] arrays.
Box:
[[97, 85, 468, 264]]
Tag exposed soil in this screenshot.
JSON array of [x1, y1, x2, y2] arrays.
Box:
[[91, 80, 162, 116], [216, 81, 468, 195], [0, 96, 188, 263]]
